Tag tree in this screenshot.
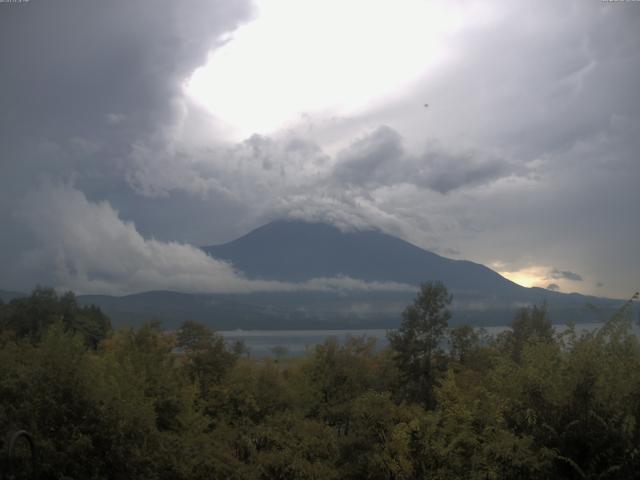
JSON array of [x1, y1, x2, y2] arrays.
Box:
[[500, 304, 553, 362], [303, 336, 380, 432], [176, 320, 239, 398], [0, 287, 111, 347], [448, 324, 480, 365], [339, 391, 416, 480], [388, 281, 452, 407]]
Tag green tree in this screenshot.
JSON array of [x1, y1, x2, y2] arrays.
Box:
[[498, 304, 553, 362], [388, 281, 452, 407], [0, 287, 111, 347], [339, 391, 416, 480], [303, 336, 380, 431], [448, 324, 480, 365], [176, 320, 239, 398]]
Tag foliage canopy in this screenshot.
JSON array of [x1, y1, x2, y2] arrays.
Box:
[[1, 287, 639, 479]]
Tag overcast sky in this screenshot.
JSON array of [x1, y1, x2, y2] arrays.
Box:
[[1, 0, 638, 298]]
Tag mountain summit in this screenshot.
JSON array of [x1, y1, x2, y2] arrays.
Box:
[[203, 220, 519, 295]]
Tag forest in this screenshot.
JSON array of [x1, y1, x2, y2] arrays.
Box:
[[1, 284, 639, 480]]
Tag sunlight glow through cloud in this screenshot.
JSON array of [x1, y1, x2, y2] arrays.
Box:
[[185, 0, 481, 139], [492, 263, 587, 294], [497, 266, 549, 289]]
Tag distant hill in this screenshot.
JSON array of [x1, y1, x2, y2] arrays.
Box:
[[77, 290, 417, 330], [77, 289, 624, 331]]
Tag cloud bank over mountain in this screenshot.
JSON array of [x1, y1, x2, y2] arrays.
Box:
[[1, 0, 639, 297], [18, 183, 414, 295]]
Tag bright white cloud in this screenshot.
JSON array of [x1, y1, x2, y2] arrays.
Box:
[[18, 183, 414, 295], [184, 0, 492, 138]]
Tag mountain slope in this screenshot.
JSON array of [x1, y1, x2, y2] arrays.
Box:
[[203, 220, 522, 295]]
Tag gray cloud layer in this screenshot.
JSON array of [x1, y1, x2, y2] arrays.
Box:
[[549, 269, 583, 282], [18, 183, 415, 295], [1, 0, 639, 298]]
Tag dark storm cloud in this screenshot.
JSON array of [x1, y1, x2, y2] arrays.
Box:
[[546, 283, 560, 292], [1, 0, 639, 298], [0, 0, 251, 208], [549, 269, 583, 282], [416, 150, 517, 194], [332, 126, 404, 185], [332, 126, 521, 193], [0, 0, 254, 185], [0, 0, 254, 290], [0, 0, 251, 139]]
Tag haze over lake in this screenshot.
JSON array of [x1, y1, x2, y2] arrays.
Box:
[[219, 323, 634, 358]]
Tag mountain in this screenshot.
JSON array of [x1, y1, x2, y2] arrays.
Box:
[[70, 220, 621, 330], [3, 221, 626, 329], [3, 218, 626, 329], [203, 220, 522, 294]]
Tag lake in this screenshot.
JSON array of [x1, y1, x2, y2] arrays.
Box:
[[219, 323, 619, 358]]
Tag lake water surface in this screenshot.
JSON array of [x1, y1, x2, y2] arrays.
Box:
[[219, 323, 619, 358]]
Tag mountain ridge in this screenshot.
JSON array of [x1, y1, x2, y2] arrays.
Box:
[[202, 219, 523, 295]]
